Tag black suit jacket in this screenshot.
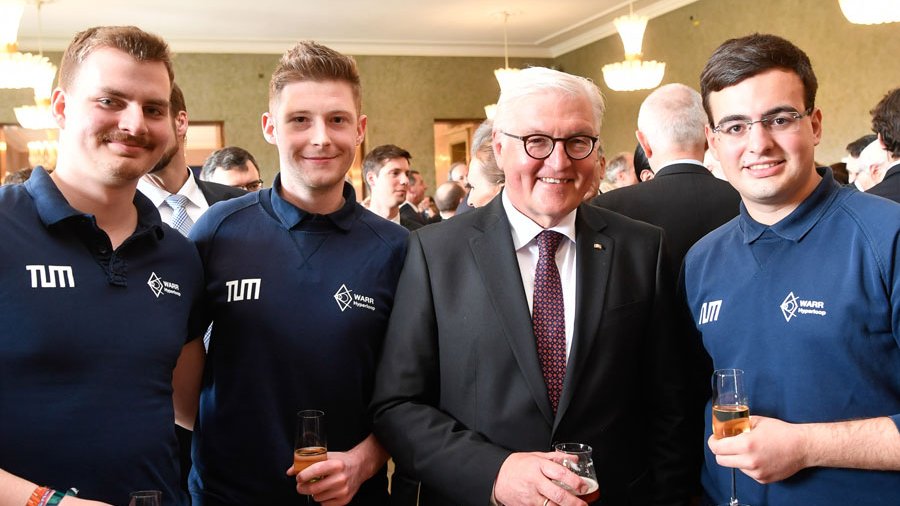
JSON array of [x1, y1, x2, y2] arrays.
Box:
[[591, 162, 740, 275], [867, 162, 900, 204], [399, 202, 427, 226], [372, 196, 690, 506], [194, 173, 247, 205]]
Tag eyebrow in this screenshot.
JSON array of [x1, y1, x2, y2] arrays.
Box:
[[715, 105, 804, 125]]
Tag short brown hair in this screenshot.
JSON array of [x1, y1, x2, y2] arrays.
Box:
[[700, 33, 817, 126], [269, 41, 361, 112], [871, 88, 900, 158], [59, 26, 173, 90], [170, 82, 186, 115], [362, 144, 411, 187]]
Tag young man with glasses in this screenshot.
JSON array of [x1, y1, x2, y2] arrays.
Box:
[[372, 66, 692, 506], [200, 146, 264, 192], [681, 33, 900, 505]]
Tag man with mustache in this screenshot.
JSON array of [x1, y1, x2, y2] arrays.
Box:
[[187, 41, 407, 505], [0, 26, 206, 506]]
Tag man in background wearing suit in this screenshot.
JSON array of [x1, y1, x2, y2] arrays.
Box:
[[138, 83, 245, 234], [372, 67, 691, 506], [592, 83, 740, 275], [868, 87, 900, 203]]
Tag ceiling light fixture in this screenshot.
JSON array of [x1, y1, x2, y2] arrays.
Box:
[[601, 1, 665, 92], [0, 0, 57, 92], [11, 0, 58, 130], [485, 11, 520, 119], [838, 0, 900, 24]]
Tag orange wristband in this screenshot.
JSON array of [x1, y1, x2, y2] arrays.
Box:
[[26, 487, 49, 506]]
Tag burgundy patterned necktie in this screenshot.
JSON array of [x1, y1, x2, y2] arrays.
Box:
[[533, 230, 566, 413]]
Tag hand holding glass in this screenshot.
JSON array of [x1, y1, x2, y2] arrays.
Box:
[[553, 443, 600, 503], [712, 368, 750, 506]]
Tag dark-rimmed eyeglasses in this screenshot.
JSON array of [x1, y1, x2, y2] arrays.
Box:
[[233, 179, 263, 192], [501, 131, 598, 160], [712, 107, 814, 140]]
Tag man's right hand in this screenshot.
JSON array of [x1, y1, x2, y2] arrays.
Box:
[[494, 452, 588, 506]]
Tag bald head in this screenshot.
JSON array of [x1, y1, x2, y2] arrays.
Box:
[[856, 140, 889, 191], [636, 83, 707, 171]]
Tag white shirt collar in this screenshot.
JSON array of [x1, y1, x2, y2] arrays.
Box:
[[501, 189, 577, 250], [137, 168, 209, 211]]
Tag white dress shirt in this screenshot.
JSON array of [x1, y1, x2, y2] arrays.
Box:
[[137, 169, 210, 225], [501, 190, 577, 359]]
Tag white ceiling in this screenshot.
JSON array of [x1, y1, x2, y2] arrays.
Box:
[[14, 0, 698, 58]]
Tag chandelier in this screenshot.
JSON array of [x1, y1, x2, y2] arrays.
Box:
[[0, 0, 57, 91], [838, 0, 900, 24], [601, 3, 665, 92], [485, 11, 519, 119]]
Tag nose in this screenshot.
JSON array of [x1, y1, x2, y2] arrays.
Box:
[[544, 140, 572, 170], [118, 104, 149, 136], [745, 121, 774, 154], [309, 119, 331, 146], [400, 173, 409, 186]]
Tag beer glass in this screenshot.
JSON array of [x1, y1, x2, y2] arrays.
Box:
[[712, 369, 750, 506], [294, 409, 327, 503], [128, 490, 161, 506], [553, 442, 600, 503]]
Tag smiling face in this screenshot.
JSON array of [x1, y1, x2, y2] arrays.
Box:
[[262, 79, 366, 197], [493, 90, 597, 228], [53, 47, 172, 185], [706, 69, 822, 224]]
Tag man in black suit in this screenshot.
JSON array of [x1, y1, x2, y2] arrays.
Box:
[[138, 83, 245, 231], [372, 67, 691, 506], [592, 83, 740, 275], [868, 87, 900, 203], [399, 169, 429, 225]]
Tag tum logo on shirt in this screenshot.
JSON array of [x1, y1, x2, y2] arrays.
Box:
[[698, 300, 722, 324], [226, 278, 261, 302], [26, 265, 75, 288]]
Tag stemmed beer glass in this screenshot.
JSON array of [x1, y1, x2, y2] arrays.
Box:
[[712, 369, 751, 506]]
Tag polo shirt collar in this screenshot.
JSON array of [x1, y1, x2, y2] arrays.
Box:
[[25, 166, 165, 239], [268, 173, 357, 231], [739, 167, 839, 244]]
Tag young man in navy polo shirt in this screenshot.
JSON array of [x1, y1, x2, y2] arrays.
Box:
[[0, 26, 206, 506], [188, 41, 407, 505], [683, 34, 900, 505]]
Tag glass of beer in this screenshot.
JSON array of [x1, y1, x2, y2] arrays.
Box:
[[128, 490, 161, 506], [552, 442, 600, 503], [712, 368, 750, 506], [294, 409, 327, 476]]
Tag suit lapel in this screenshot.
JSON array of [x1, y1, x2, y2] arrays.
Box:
[[469, 198, 556, 424], [555, 205, 611, 426]]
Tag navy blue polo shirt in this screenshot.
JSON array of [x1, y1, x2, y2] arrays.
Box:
[[188, 177, 407, 505], [683, 168, 900, 505], [0, 168, 206, 506]]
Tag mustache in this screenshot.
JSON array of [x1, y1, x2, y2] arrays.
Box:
[[100, 130, 150, 147]]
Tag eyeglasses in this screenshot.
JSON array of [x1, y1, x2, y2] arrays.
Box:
[[501, 131, 598, 161], [713, 107, 814, 140], [234, 179, 263, 192]]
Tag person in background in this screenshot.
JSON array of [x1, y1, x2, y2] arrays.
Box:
[[867, 87, 900, 202], [843, 133, 878, 189], [684, 33, 900, 505], [363, 144, 421, 231], [598, 151, 635, 193], [1, 167, 34, 185], [466, 120, 504, 208], [433, 181, 466, 219], [200, 146, 264, 192]]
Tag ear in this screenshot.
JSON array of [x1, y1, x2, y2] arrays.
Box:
[[174, 110, 189, 139], [640, 169, 655, 182], [356, 114, 367, 146], [50, 88, 66, 129], [810, 107, 823, 147], [261, 112, 276, 145], [635, 130, 652, 159], [704, 124, 719, 161], [365, 169, 377, 188]]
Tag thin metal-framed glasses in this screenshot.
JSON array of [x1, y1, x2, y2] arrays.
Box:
[[501, 131, 598, 160], [234, 179, 264, 192], [712, 107, 814, 140]]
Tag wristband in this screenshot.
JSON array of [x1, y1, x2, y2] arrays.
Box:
[[26, 487, 49, 506]]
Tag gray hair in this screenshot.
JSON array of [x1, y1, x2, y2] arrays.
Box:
[[637, 83, 707, 152], [602, 152, 632, 184], [493, 67, 606, 134]]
